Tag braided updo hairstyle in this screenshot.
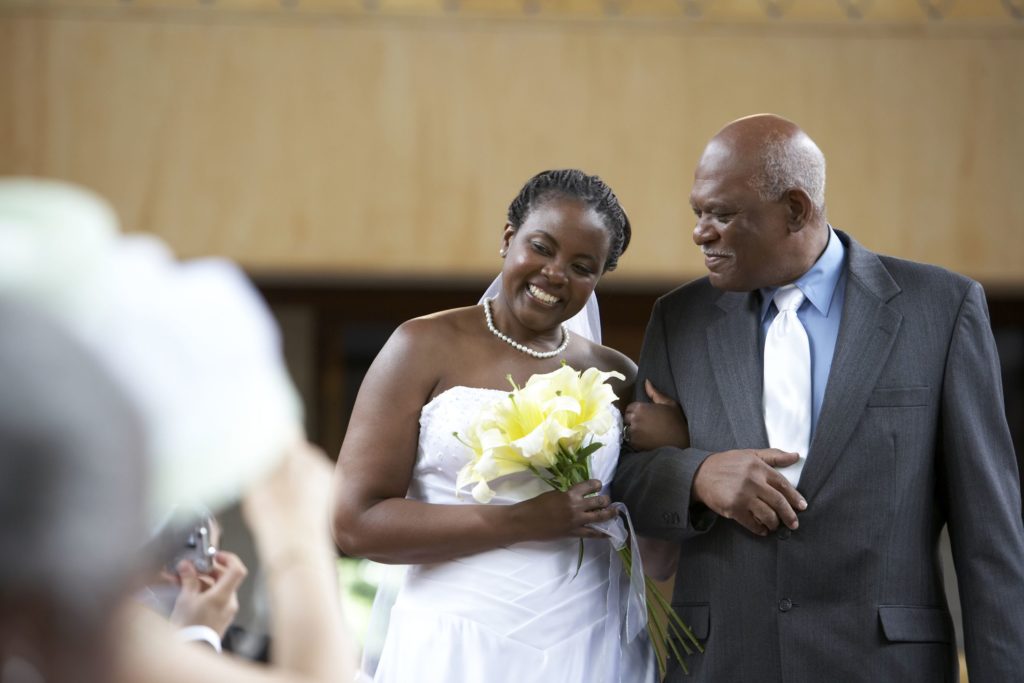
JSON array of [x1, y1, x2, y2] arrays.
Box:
[[506, 169, 631, 272]]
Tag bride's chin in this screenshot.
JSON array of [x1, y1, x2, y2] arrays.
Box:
[[516, 305, 566, 335]]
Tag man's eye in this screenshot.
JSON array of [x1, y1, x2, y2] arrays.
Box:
[[714, 213, 734, 222], [531, 242, 551, 255]]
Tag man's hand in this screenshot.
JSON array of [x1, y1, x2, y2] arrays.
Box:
[[691, 449, 807, 536], [169, 551, 248, 638]]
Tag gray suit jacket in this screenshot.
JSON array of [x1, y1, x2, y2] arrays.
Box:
[[613, 231, 1024, 682]]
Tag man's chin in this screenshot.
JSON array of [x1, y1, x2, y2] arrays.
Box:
[[706, 272, 748, 292]]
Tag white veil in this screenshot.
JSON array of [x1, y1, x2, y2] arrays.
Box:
[[478, 273, 603, 344]]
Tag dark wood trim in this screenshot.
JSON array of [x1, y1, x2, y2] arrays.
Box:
[[254, 279, 1024, 502]]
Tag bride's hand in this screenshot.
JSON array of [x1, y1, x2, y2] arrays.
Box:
[[510, 480, 617, 540], [624, 380, 690, 451]]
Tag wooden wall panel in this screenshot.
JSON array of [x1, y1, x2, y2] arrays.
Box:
[[2, 4, 1022, 285]]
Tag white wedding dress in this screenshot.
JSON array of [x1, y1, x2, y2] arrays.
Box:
[[367, 385, 655, 683]]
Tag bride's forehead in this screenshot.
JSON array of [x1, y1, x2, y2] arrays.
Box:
[[519, 201, 609, 238]]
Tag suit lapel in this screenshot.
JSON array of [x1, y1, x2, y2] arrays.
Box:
[[798, 232, 903, 501], [707, 290, 769, 449]]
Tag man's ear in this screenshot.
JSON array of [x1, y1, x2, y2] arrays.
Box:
[[500, 224, 516, 255], [785, 189, 813, 233]]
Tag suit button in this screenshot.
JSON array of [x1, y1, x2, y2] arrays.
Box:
[[779, 598, 793, 612], [777, 528, 791, 540]]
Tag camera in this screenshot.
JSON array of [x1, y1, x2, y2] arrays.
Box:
[[166, 510, 218, 574]]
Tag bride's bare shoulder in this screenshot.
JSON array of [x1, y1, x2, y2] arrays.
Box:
[[572, 338, 637, 400], [575, 338, 636, 379], [398, 305, 480, 339], [366, 306, 484, 398], [386, 305, 483, 358]]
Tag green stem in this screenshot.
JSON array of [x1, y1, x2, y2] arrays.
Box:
[[617, 546, 702, 674], [642, 580, 690, 674], [647, 579, 703, 654], [646, 601, 668, 680]]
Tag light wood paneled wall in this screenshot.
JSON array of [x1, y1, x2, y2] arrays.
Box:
[[2, 2, 1022, 285]]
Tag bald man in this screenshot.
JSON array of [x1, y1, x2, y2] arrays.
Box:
[[614, 114, 1024, 681]]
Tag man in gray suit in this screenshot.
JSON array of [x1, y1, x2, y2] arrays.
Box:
[[614, 114, 1024, 681]]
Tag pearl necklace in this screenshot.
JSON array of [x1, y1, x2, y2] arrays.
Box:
[[482, 298, 570, 359]]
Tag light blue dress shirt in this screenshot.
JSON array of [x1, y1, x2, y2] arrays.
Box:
[[759, 227, 847, 438]]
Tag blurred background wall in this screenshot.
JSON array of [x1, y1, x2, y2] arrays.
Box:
[[3, 1, 1022, 670], [2, 0, 1021, 467], [2, 0, 1023, 283]]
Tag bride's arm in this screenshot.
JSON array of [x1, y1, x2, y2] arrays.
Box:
[[330, 317, 617, 565], [624, 379, 690, 452]]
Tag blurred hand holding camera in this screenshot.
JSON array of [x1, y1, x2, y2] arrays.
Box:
[[169, 552, 248, 639]]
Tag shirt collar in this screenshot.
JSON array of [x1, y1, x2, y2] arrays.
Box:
[[760, 226, 846, 320]]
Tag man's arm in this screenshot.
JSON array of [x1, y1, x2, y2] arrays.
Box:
[[941, 281, 1024, 680], [614, 296, 805, 540], [613, 298, 714, 541]]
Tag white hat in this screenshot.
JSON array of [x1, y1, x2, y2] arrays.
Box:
[[0, 178, 303, 522]]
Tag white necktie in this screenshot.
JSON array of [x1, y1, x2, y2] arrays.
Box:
[[763, 285, 811, 486]]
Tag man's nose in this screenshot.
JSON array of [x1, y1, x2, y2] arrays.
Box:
[[693, 218, 716, 245]]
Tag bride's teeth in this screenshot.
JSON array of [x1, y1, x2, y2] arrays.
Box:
[[528, 284, 558, 304]]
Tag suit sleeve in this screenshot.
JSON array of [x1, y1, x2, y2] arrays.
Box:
[[940, 281, 1024, 680], [612, 296, 716, 542]]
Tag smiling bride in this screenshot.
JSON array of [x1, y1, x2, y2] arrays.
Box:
[[330, 169, 687, 683]]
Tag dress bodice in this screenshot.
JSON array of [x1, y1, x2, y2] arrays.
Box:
[[367, 385, 653, 683]]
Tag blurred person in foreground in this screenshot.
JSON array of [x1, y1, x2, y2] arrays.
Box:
[[0, 178, 356, 683], [614, 114, 1024, 681], [0, 299, 146, 683]]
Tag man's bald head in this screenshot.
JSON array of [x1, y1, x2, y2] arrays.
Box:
[[710, 114, 827, 218]]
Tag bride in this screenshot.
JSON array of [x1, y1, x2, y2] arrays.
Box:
[[331, 169, 684, 682]]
